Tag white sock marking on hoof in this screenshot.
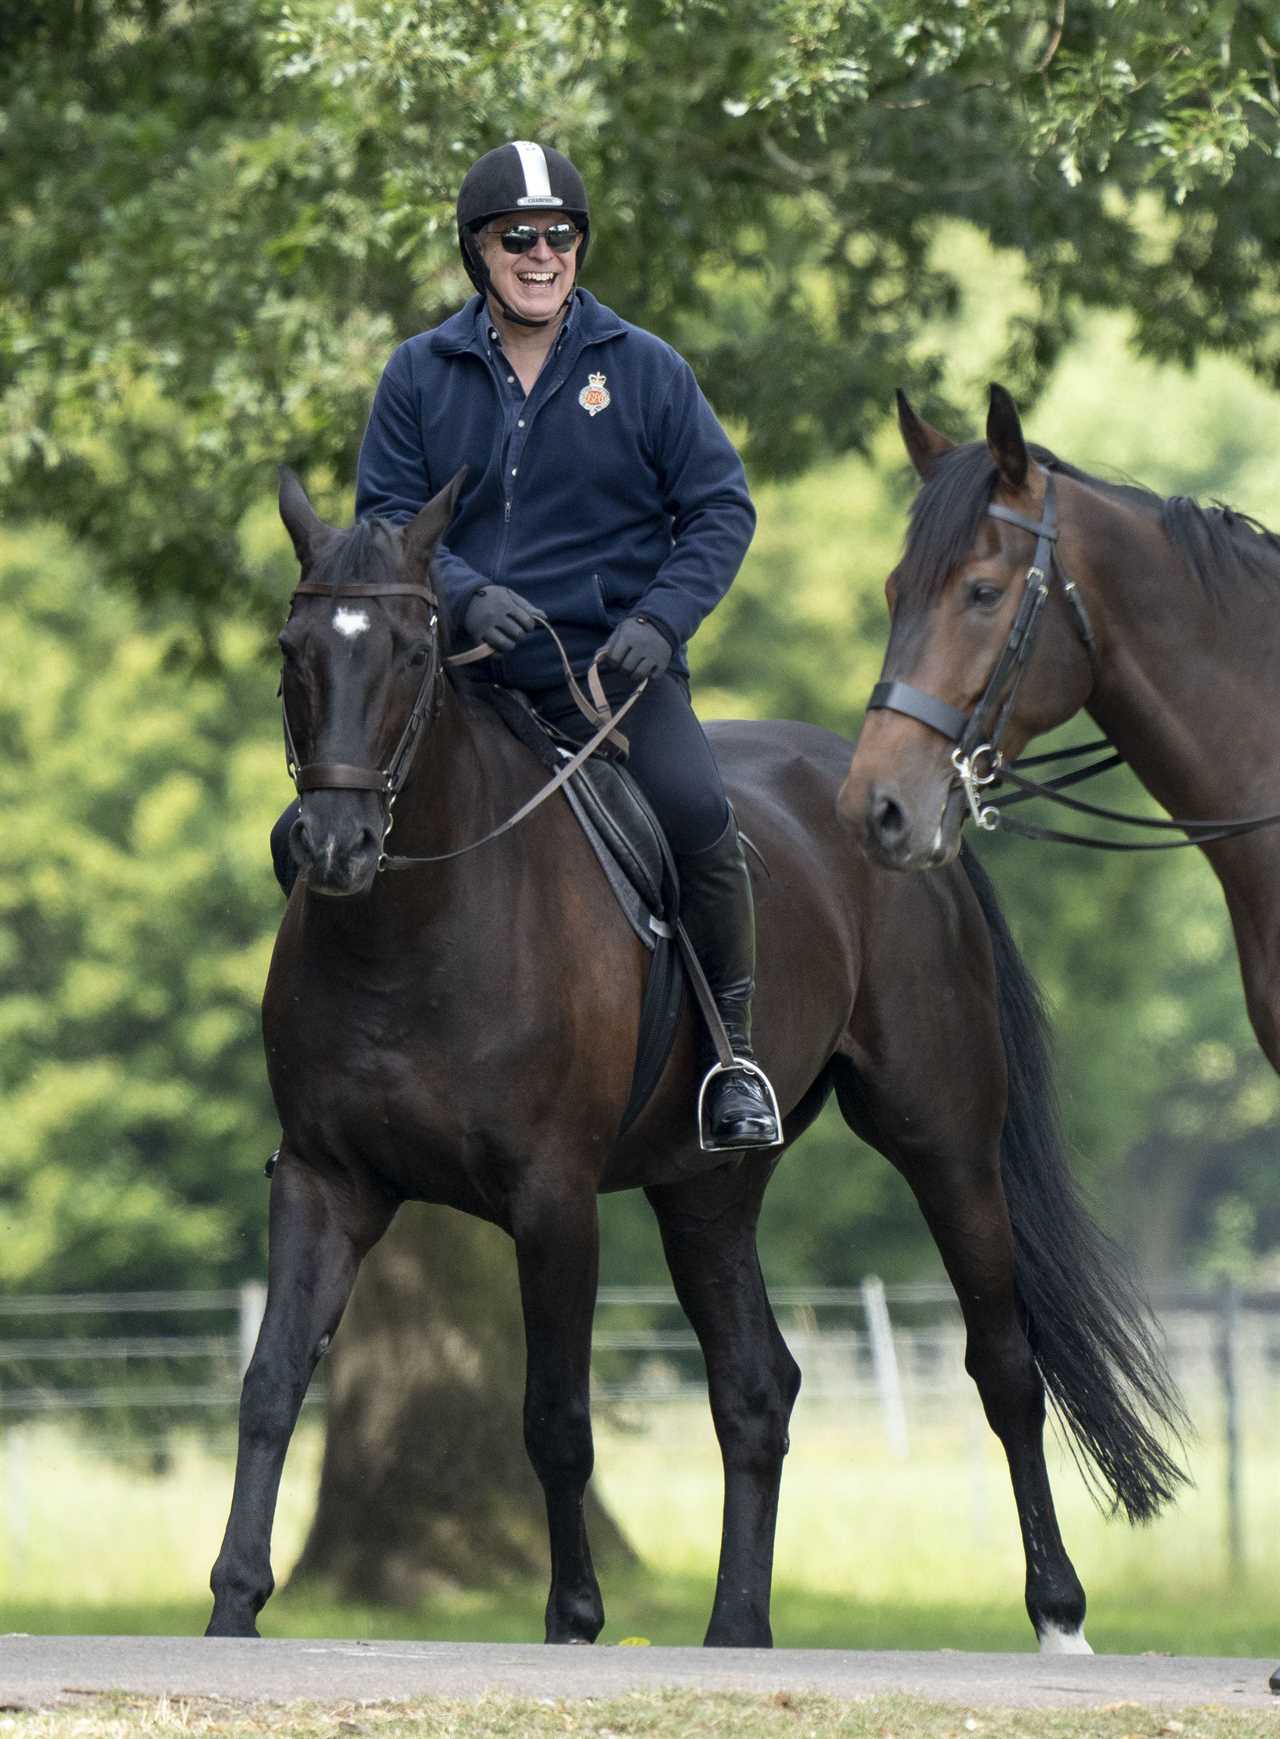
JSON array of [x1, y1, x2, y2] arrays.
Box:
[[1038, 1623, 1093, 1655], [333, 607, 370, 639]]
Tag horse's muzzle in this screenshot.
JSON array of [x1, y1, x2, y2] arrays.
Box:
[[838, 767, 965, 871], [289, 807, 381, 897]]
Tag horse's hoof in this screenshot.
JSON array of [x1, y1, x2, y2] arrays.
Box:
[[204, 1620, 261, 1639], [1038, 1624, 1092, 1655]]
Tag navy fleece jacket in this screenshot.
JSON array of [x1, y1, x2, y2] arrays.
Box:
[[355, 289, 756, 690]]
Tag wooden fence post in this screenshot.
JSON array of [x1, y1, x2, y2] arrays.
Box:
[[861, 1275, 909, 1458]]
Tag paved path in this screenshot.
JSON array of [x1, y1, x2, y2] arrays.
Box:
[[1, 1637, 1277, 1712]]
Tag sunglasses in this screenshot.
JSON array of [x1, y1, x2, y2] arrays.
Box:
[[495, 222, 580, 256]]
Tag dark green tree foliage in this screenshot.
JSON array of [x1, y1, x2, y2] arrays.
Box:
[[0, 524, 280, 1289], [3, 1, 1279, 620]]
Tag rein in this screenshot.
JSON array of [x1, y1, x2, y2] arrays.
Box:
[[866, 470, 1280, 852], [986, 751, 1280, 851], [282, 577, 644, 871]]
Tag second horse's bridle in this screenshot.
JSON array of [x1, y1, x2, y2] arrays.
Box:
[[866, 466, 1099, 830], [863, 466, 1280, 851]]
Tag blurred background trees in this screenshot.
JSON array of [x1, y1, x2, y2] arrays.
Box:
[[4, 0, 1280, 1598]]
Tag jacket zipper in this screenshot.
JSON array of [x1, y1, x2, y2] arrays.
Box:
[[489, 332, 610, 584]]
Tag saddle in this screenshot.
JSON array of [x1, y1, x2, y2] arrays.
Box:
[[483, 687, 685, 1135]]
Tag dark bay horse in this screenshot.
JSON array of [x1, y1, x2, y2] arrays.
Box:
[[839, 384, 1280, 1081], [207, 468, 1185, 1651]]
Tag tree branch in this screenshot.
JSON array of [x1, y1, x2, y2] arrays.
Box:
[[1034, 0, 1067, 77]]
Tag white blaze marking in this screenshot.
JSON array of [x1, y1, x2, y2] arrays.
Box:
[[333, 607, 370, 639], [1038, 1623, 1093, 1655]]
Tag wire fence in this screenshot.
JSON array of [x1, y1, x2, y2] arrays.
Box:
[[1, 1279, 1277, 1580], [1, 1277, 1275, 1422]]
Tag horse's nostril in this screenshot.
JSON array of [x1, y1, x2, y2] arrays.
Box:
[[289, 813, 313, 865], [871, 788, 906, 847]]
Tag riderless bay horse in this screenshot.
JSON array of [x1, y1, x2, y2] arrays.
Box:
[[207, 468, 1184, 1651], [839, 384, 1280, 1083]]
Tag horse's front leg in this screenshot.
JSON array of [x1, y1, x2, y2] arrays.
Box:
[[207, 1152, 395, 1637], [511, 1178, 603, 1644]]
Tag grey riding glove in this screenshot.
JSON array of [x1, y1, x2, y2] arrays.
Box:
[[600, 615, 674, 683], [463, 585, 545, 653]]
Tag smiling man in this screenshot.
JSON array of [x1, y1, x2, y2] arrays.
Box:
[[328, 140, 780, 1152]]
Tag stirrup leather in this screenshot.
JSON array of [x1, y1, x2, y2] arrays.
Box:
[[697, 1057, 784, 1153]]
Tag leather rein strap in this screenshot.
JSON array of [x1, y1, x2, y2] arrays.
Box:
[[281, 578, 644, 870]]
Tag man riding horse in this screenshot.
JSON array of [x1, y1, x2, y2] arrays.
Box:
[[271, 140, 781, 1154]]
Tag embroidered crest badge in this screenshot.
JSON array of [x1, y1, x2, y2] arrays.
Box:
[[578, 372, 611, 416]]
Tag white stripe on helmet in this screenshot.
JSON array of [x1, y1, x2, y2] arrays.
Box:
[[511, 140, 563, 208]]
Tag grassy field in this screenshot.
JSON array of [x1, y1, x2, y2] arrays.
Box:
[[1, 1384, 1276, 1657], [5, 1691, 1280, 1739], [5, 1692, 1280, 1739]]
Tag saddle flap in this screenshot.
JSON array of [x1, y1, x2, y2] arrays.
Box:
[[482, 683, 677, 937], [569, 754, 672, 919]]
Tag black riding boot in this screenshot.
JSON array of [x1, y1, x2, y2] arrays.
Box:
[[676, 810, 782, 1151]]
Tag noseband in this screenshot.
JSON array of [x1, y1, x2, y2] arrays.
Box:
[[866, 467, 1097, 828], [281, 577, 443, 858]]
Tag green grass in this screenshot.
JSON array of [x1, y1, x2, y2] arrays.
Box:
[[1, 1389, 1277, 1656], [6, 1692, 1280, 1739], [4, 1577, 1275, 1657]]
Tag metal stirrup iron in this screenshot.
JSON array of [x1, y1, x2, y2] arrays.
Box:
[[673, 921, 782, 1152], [695, 1059, 784, 1154]]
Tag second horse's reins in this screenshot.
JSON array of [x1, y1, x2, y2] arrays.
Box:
[[867, 467, 1280, 852]]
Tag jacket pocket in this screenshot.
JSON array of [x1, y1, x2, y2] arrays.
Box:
[[591, 572, 612, 627]]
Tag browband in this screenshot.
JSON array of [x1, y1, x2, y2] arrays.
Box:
[[292, 580, 438, 602]]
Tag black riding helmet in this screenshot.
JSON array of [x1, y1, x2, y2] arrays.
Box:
[[456, 141, 590, 328]]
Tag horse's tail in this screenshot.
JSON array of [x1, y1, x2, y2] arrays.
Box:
[[960, 844, 1190, 1522]]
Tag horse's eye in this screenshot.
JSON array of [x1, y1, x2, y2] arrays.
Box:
[[967, 582, 1002, 610], [407, 641, 431, 669]]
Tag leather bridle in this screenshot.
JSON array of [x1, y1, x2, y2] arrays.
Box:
[[283, 577, 445, 804], [864, 466, 1280, 851], [866, 467, 1098, 830], [281, 576, 644, 871]]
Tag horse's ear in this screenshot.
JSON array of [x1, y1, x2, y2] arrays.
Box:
[[896, 389, 954, 480], [986, 384, 1029, 490], [403, 467, 468, 573], [278, 466, 330, 565]]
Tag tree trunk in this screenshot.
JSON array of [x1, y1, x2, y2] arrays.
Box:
[[290, 1202, 635, 1606], [1119, 1133, 1205, 1288]]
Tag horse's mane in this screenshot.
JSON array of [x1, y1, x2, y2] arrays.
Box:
[[306, 516, 456, 648], [900, 439, 1280, 607]]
